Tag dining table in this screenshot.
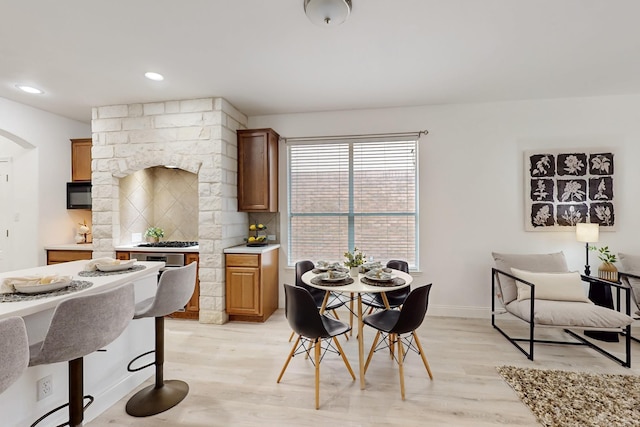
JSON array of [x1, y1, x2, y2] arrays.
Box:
[[301, 267, 412, 389]]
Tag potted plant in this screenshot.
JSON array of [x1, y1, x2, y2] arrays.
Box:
[[590, 245, 618, 282], [145, 226, 165, 243], [344, 247, 366, 277]]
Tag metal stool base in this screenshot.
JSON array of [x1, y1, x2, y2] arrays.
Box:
[[125, 380, 189, 417]]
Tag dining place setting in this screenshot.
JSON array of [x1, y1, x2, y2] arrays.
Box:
[[0, 274, 93, 302], [0, 258, 145, 302], [78, 257, 146, 277]]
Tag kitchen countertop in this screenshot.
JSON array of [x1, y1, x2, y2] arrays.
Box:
[[114, 244, 199, 253], [44, 243, 93, 250], [223, 243, 280, 254]]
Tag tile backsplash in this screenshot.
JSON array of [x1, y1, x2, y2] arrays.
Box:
[[119, 167, 198, 244]]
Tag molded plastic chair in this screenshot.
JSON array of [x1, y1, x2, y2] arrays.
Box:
[[0, 317, 29, 395], [29, 283, 135, 427], [277, 284, 355, 409], [363, 284, 433, 400], [126, 261, 198, 417], [288, 260, 348, 341], [362, 260, 411, 311]]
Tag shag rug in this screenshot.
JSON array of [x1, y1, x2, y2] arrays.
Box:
[[497, 366, 640, 427]]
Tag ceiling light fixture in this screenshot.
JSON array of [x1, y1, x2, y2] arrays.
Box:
[[16, 85, 44, 94], [304, 0, 352, 27], [144, 72, 164, 81]]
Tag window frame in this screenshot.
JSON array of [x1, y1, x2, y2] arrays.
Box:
[[286, 136, 419, 269]]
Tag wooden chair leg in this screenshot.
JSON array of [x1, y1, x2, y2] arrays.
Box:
[[277, 336, 300, 383], [397, 336, 406, 400], [412, 332, 433, 380], [349, 293, 354, 336], [315, 338, 321, 410], [288, 330, 295, 342], [390, 333, 395, 359], [364, 331, 381, 374], [333, 336, 355, 380]]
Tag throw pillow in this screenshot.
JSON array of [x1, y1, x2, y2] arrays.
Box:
[[510, 268, 590, 302], [492, 252, 569, 304]]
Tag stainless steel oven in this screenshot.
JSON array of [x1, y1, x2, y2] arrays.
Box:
[[129, 252, 185, 272]]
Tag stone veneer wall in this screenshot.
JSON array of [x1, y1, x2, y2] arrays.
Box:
[[91, 97, 248, 324]]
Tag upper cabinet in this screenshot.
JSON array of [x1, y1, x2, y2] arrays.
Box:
[[71, 138, 92, 181], [237, 128, 279, 212]]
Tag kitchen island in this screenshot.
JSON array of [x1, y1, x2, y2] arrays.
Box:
[[0, 260, 163, 427]]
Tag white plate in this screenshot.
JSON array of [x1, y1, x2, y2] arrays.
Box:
[[319, 272, 349, 282], [96, 260, 136, 272], [14, 280, 71, 294], [364, 270, 394, 281]]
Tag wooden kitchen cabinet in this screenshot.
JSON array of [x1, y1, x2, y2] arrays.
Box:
[[46, 249, 92, 265], [225, 249, 278, 322], [177, 253, 200, 320], [237, 128, 279, 212], [71, 138, 92, 182]]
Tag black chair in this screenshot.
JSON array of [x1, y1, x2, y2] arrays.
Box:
[[277, 284, 355, 409], [289, 260, 349, 341], [363, 284, 433, 400], [362, 260, 411, 312]]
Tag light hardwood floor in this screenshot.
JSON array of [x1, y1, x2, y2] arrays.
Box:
[[88, 310, 640, 426]]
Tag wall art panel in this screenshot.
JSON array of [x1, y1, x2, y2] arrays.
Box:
[[525, 150, 615, 231]]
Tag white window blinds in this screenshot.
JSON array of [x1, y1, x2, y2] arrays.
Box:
[[288, 136, 418, 268]]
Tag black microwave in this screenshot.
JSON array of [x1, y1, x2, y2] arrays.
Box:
[[67, 182, 92, 209]]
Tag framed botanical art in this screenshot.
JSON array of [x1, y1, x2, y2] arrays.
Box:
[[524, 149, 615, 231]]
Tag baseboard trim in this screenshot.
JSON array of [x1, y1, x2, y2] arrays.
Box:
[[427, 304, 491, 319]]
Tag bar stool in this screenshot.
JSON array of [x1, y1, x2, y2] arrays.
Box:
[[29, 283, 135, 427], [125, 261, 197, 417], [0, 316, 29, 394]]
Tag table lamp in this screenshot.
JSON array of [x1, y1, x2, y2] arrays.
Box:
[[576, 223, 599, 276]]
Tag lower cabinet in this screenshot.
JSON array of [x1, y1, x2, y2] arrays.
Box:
[[225, 249, 278, 322], [46, 249, 92, 265], [180, 253, 200, 320]]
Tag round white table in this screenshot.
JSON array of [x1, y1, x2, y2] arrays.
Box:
[[301, 269, 412, 389]]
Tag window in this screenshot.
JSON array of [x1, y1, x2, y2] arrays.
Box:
[[288, 136, 418, 268]]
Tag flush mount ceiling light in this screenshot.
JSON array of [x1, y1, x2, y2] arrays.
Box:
[[304, 0, 352, 27], [144, 72, 164, 81], [16, 85, 44, 94]]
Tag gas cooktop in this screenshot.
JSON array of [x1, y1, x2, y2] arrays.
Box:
[[137, 241, 198, 248]]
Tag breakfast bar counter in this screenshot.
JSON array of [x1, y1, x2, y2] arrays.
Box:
[[0, 260, 163, 426]]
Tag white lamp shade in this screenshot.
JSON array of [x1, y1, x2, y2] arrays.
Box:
[[304, 0, 352, 26], [576, 223, 599, 243]]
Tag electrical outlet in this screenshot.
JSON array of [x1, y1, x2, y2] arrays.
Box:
[[267, 235, 276, 241], [37, 375, 52, 401]]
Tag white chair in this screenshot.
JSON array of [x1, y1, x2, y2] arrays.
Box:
[[492, 252, 634, 367], [618, 253, 640, 342], [125, 262, 197, 417], [29, 283, 135, 427], [0, 317, 29, 395]]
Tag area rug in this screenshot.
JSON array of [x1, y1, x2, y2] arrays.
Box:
[[497, 366, 640, 427]]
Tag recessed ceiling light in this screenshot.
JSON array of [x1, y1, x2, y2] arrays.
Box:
[[144, 72, 164, 81], [16, 85, 44, 94]]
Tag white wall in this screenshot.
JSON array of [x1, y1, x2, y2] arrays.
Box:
[[0, 97, 90, 268], [249, 94, 640, 317]]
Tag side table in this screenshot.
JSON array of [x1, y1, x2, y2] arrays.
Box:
[[581, 274, 620, 342]]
